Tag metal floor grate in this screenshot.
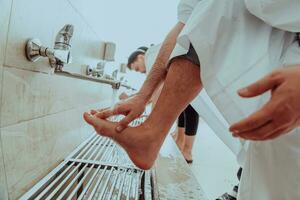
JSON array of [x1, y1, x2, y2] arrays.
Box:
[[20, 116, 154, 200]]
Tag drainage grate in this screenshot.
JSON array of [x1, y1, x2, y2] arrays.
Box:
[[20, 116, 154, 200]]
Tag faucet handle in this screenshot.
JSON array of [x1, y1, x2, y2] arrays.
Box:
[[112, 69, 118, 80], [53, 49, 71, 64], [54, 24, 74, 50]]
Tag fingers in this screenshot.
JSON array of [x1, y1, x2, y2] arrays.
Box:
[[116, 112, 138, 132], [238, 73, 280, 98], [230, 102, 274, 133], [263, 128, 287, 140], [234, 121, 280, 140], [90, 107, 110, 116]]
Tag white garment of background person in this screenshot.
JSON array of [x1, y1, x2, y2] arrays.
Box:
[[172, 0, 300, 199], [144, 44, 161, 74], [124, 45, 161, 94]]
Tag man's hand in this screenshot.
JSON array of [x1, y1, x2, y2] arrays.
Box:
[[95, 94, 148, 132], [230, 65, 300, 141]]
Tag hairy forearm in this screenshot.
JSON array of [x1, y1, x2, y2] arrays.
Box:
[[138, 22, 185, 101]]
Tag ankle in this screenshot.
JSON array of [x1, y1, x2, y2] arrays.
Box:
[[143, 118, 171, 135], [183, 146, 192, 154]]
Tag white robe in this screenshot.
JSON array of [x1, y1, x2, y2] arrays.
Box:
[[174, 0, 300, 199]]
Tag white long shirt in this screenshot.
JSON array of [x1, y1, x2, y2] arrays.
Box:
[[174, 0, 300, 199]]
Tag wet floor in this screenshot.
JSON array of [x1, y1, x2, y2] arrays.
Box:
[[183, 119, 239, 200]]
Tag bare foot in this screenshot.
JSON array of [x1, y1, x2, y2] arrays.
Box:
[[182, 149, 193, 163], [182, 135, 195, 163], [83, 113, 167, 170], [174, 128, 185, 150], [175, 137, 185, 151]]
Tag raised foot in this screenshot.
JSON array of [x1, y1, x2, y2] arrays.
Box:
[[83, 112, 164, 170]]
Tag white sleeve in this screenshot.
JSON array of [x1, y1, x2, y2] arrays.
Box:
[[245, 0, 300, 32], [177, 0, 200, 24]]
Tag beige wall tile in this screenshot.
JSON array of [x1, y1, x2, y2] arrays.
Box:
[[0, 0, 12, 66], [0, 135, 8, 200], [1, 66, 113, 127], [0, 71, 6, 200], [1, 0, 117, 198], [5, 0, 105, 74], [0, 0, 11, 197], [0, 102, 109, 199]]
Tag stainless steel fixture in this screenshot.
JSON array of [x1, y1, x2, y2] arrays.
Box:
[[20, 116, 155, 200], [119, 63, 127, 73], [85, 64, 135, 90], [56, 70, 121, 89], [25, 25, 125, 89], [112, 69, 118, 80], [86, 62, 105, 78], [102, 42, 116, 62], [25, 24, 74, 70], [20, 115, 207, 200]]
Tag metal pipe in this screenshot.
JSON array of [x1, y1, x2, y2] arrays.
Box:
[[121, 83, 137, 91], [117, 169, 127, 200], [45, 163, 82, 200], [75, 135, 100, 160], [55, 70, 121, 89], [21, 130, 153, 200], [97, 167, 114, 199], [126, 170, 133, 200], [86, 166, 109, 200], [77, 164, 102, 200], [67, 162, 94, 200], [35, 163, 74, 199], [106, 169, 120, 199]]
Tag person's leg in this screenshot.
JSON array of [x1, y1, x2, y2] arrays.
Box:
[[175, 110, 186, 150], [84, 57, 202, 170], [182, 105, 199, 163]]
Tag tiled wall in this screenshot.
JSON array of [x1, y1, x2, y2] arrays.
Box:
[[0, 0, 12, 199], [0, 0, 115, 199]]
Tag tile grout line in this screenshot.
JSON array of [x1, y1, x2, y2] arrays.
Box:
[[0, 99, 112, 129], [66, 0, 99, 38], [0, 0, 15, 198], [2, 64, 50, 75]]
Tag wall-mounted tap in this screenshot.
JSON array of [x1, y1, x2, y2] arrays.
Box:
[[50, 24, 74, 70], [86, 62, 105, 77], [25, 24, 74, 70], [112, 69, 118, 80], [24, 25, 127, 90]]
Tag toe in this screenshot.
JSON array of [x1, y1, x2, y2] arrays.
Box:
[[83, 112, 97, 125], [90, 110, 98, 115], [84, 112, 118, 137]]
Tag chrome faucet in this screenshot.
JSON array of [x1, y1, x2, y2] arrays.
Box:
[[86, 62, 105, 78], [25, 24, 74, 70], [112, 69, 118, 80], [24, 24, 127, 89], [50, 24, 74, 70]]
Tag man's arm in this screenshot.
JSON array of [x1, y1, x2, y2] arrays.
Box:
[[138, 22, 185, 101], [96, 22, 185, 132]]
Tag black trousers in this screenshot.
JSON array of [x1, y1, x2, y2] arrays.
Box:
[[178, 104, 199, 136]]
